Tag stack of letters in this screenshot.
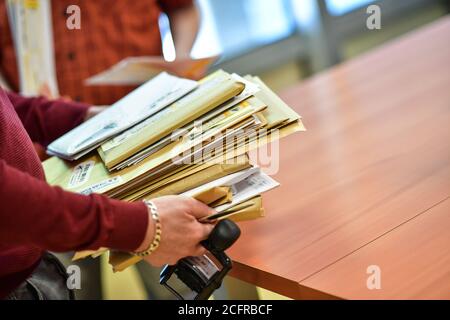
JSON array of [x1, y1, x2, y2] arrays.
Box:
[[43, 70, 305, 271]]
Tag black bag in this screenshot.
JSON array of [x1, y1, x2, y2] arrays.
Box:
[[7, 252, 75, 300]]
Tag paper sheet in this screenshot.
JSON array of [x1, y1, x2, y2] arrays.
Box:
[[85, 56, 218, 85]]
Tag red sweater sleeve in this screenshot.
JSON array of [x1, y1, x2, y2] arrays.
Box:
[[0, 159, 149, 252], [6, 91, 90, 147]]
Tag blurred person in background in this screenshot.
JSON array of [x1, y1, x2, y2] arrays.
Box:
[[0, 0, 201, 299], [0, 0, 200, 105]]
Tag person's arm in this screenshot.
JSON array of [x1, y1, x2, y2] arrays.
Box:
[[0, 160, 215, 261], [0, 159, 149, 252], [6, 91, 90, 147], [160, 0, 200, 57]]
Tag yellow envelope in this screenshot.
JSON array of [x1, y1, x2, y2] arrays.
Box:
[[192, 186, 231, 206], [222, 196, 265, 222], [98, 70, 245, 169], [120, 155, 248, 201]]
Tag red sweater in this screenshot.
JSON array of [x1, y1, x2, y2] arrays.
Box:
[[0, 88, 148, 298]]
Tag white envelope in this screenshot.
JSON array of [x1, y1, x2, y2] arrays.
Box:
[[47, 72, 197, 159]]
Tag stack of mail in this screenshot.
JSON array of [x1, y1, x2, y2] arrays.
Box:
[[43, 70, 305, 271]]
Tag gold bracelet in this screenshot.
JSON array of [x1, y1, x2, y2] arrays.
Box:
[[133, 200, 162, 257]]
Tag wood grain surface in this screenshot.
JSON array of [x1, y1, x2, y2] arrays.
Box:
[[228, 17, 450, 299]]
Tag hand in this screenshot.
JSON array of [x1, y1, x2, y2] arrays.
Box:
[[84, 105, 108, 121], [135, 195, 216, 267]]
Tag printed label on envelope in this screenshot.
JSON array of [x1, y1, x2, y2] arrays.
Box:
[[68, 160, 95, 188], [80, 176, 123, 195]]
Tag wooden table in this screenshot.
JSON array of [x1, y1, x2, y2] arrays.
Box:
[[227, 17, 450, 300]]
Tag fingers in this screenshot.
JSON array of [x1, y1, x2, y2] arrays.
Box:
[[199, 222, 215, 241], [183, 223, 213, 259], [184, 197, 216, 219]]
